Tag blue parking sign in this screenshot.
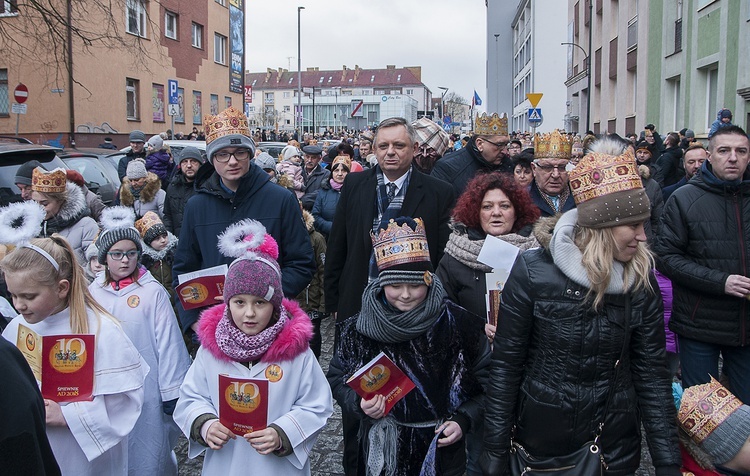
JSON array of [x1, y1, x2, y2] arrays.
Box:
[[168, 80, 179, 105]]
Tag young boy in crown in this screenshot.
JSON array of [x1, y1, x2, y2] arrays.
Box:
[[327, 217, 490, 476], [135, 211, 179, 302]]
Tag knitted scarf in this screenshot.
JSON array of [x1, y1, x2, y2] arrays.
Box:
[[215, 304, 288, 362], [444, 223, 539, 272], [356, 276, 446, 344]]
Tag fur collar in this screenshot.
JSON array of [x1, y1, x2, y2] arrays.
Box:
[[120, 172, 162, 205], [301, 209, 314, 233], [198, 298, 312, 363], [141, 232, 178, 260], [43, 182, 90, 234], [532, 215, 560, 250]]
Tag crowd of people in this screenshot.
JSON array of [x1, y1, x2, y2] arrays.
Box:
[[1, 104, 750, 476]]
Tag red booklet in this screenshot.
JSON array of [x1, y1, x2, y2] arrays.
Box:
[[41, 333, 95, 402], [346, 351, 415, 416], [176, 264, 228, 310], [218, 375, 269, 436]]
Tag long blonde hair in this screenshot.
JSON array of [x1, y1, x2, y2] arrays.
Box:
[[0, 235, 114, 333], [575, 226, 654, 309]]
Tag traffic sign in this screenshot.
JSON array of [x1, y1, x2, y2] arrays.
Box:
[[351, 100, 364, 117], [168, 80, 179, 105], [527, 108, 543, 127], [168, 104, 179, 116], [443, 115, 451, 125], [526, 93, 543, 108], [14, 84, 28, 104], [11, 103, 27, 114], [244, 86, 252, 103]]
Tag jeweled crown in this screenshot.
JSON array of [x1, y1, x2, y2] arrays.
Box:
[[568, 149, 642, 205], [474, 113, 508, 137], [371, 218, 430, 271], [134, 211, 163, 237], [204, 106, 251, 144], [31, 167, 67, 193], [534, 130, 574, 159], [678, 377, 743, 444]]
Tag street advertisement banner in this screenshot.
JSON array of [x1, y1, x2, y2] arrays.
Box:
[[211, 94, 219, 115], [152, 84, 165, 123], [193, 91, 202, 125], [229, 0, 244, 94], [176, 88, 185, 123]]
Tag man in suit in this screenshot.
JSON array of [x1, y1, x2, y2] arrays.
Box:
[[324, 116, 454, 475]]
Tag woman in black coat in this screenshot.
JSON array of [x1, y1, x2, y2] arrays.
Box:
[[480, 137, 682, 476], [312, 155, 350, 240]]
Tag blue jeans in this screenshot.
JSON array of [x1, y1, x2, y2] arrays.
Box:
[[678, 335, 750, 402]]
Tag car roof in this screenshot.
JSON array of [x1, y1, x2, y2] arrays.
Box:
[[164, 140, 206, 149], [0, 144, 60, 161]]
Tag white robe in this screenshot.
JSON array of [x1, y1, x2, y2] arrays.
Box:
[[173, 346, 333, 475], [89, 270, 191, 476], [2, 308, 148, 476]]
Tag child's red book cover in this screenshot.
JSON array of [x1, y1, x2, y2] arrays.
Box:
[[346, 351, 415, 416], [41, 334, 95, 403], [175, 275, 225, 310], [218, 375, 269, 436]]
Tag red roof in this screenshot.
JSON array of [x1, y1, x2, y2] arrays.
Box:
[[245, 66, 427, 91]]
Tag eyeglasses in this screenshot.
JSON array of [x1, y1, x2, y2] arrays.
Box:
[[481, 138, 509, 149], [213, 149, 251, 163], [107, 250, 140, 261], [534, 164, 569, 173]]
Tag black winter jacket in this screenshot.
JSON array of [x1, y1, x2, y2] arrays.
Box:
[[482, 246, 681, 475], [300, 164, 330, 211], [163, 172, 196, 237], [430, 137, 514, 198], [655, 162, 750, 346], [654, 146, 684, 187]]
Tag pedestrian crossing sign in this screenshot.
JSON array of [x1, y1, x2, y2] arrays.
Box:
[[527, 108, 543, 127]]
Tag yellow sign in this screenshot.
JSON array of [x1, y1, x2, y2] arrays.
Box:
[[526, 93, 543, 108]]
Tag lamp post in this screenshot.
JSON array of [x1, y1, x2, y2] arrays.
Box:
[[561, 41, 591, 133], [438, 86, 449, 122], [333, 87, 340, 136], [297, 6, 304, 139]]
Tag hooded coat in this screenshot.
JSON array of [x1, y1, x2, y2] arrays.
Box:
[[118, 172, 166, 219], [140, 232, 179, 301], [172, 162, 315, 333], [39, 181, 99, 265], [655, 161, 750, 346]]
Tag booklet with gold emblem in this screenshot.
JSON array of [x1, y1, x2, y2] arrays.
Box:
[[16, 324, 95, 402], [346, 351, 415, 416], [218, 375, 269, 436], [176, 264, 228, 310]]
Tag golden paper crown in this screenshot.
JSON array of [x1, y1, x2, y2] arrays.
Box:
[[534, 130, 574, 159], [474, 113, 508, 137], [134, 211, 163, 238], [678, 377, 744, 444], [331, 155, 352, 171], [31, 167, 67, 193], [204, 106, 251, 144], [371, 218, 430, 271], [568, 149, 643, 205]]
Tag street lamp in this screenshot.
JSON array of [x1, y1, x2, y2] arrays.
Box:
[[297, 6, 304, 139], [438, 86, 448, 121], [332, 87, 341, 135], [561, 41, 591, 133]]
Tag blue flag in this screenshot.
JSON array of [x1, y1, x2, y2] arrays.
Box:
[[473, 90, 482, 107]]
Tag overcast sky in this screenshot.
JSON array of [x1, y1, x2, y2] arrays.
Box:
[[246, 0, 488, 107]]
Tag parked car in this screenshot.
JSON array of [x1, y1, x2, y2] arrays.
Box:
[[0, 144, 68, 206], [58, 149, 120, 205], [256, 141, 288, 159], [163, 140, 207, 162], [0, 136, 34, 145]]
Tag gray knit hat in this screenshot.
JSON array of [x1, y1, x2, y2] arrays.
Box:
[[96, 207, 143, 264], [14, 160, 43, 186], [146, 135, 163, 151], [254, 152, 277, 171], [126, 158, 148, 180], [179, 146, 206, 165], [129, 130, 146, 143]]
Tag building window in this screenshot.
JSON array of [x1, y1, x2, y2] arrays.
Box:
[[192, 23, 203, 49], [706, 67, 719, 129], [0, 69, 8, 116], [126, 0, 147, 38], [247, 106, 255, 112], [0, 0, 18, 15], [126, 78, 140, 120], [215, 0, 226, 5], [214, 33, 227, 65], [405, 89, 414, 95], [165, 11, 178, 40], [283, 91, 290, 98], [283, 105, 290, 112], [626, 15, 637, 50], [264, 92, 274, 103]]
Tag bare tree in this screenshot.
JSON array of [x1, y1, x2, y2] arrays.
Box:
[[444, 92, 470, 124]]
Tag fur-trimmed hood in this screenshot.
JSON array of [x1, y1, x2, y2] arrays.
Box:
[[141, 231, 178, 260], [197, 298, 313, 363], [532, 215, 560, 250], [301, 209, 314, 233], [42, 181, 90, 235], [120, 172, 162, 205]]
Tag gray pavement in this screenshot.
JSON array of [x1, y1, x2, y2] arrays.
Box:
[[176, 314, 656, 475]]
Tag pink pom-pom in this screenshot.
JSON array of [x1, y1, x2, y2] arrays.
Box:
[[256, 233, 279, 260]]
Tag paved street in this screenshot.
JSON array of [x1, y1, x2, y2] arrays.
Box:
[[176, 314, 656, 476]]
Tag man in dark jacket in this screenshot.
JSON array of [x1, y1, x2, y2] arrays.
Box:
[[431, 112, 513, 197], [172, 107, 315, 339], [655, 125, 750, 402], [529, 131, 576, 217], [300, 144, 330, 210], [654, 132, 684, 187], [117, 130, 147, 180], [661, 142, 707, 201], [163, 146, 204, 237]]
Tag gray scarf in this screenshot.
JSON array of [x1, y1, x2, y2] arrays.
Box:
[[356, 276, 446, 344], [444, 224, 539, 272]]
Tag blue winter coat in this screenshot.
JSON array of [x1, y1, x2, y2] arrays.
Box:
[[172, 162, 316, 332], [145, 150, 175, 184], [311, 180, 340, 239]]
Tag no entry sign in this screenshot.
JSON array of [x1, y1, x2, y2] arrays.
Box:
[[14, 84, 28, 104]]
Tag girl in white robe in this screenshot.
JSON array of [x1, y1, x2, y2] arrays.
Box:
[[0, 231, 148, 476], [88, 207, 191, 475], [173, 219, 333, 475]]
